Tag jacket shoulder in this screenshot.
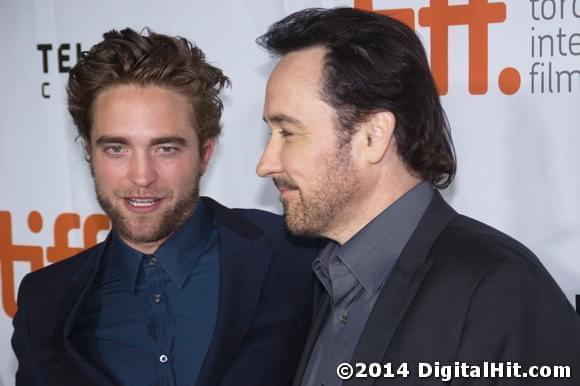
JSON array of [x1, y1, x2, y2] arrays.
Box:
[[394, 212, 580, 365], [234, 208, 322, 264], [18, 242, 104, 295], [231, 207, 283, 230], [430, 212, 579, 323], [436, 217, 580, 362], [422, 213, 576, 333], [433, 214, 542, 274], [202, 197, 321, 253]]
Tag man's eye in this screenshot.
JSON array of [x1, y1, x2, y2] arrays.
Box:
[[105, 145, 125, 154], [157, 146, 178, 153], [279, 129, 293, 138]]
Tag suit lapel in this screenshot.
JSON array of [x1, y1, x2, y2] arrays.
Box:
[[195, 199, 272, 386], [40, 238, 117, 386], [346, 191, 457, 385]]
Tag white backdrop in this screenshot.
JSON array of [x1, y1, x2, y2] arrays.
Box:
[[1, 0, 579, 384]]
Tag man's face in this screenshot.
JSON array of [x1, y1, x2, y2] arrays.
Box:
[[257, 47, 360, 238], [89, 84, 214, 252]]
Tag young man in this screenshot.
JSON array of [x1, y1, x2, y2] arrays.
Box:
[[257, 8, 580, 385], [12, 28, 316, 386]]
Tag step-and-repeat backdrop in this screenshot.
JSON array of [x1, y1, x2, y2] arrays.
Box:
[[1, 0, 579, 383]]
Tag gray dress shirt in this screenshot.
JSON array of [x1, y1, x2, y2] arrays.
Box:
[[301, 182, 434, 386]]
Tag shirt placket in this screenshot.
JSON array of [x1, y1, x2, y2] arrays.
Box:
[[144, 254, 176, 386]]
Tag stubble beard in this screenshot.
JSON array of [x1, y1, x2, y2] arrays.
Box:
[[281, 143, 360, 238], [95, 177, 200, 247]]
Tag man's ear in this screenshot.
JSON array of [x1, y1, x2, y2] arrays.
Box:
[[200, 137, 217, 175], [358, 111, 396, 164], [82, 137, 92, 162]]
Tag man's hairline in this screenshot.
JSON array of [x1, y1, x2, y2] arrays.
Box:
[[79, 81, 212, 146]]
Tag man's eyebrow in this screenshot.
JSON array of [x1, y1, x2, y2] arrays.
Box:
[[95, 136, 129, 145], [94, 136, 189, 146], [150, 136, 188, 146], [263, 113, 304, 127]]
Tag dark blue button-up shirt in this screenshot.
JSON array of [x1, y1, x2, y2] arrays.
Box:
[[73, 201, 219, 386]]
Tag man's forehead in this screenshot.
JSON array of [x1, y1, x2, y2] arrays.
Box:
[[265, 49, 327, 109], [89, 84, 200, 143], [271, 46, 326, 81]]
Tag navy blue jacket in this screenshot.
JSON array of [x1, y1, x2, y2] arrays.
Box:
[[12, 197, 319, 386]]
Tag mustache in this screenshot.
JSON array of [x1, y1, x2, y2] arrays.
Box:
[[273, 178, 298, 190]]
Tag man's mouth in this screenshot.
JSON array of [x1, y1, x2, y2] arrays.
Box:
[[126, 198, 158, 207], [273, 179, 298, 193], [122, 196, 166, 213]]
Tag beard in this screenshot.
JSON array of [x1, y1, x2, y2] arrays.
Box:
[[276, 143, 360, 237], [95, 176, 200, 247]]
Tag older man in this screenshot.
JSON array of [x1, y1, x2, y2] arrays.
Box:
[[257, 7, 580, 385]]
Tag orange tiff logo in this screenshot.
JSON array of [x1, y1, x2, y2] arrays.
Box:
[[355, 0, 520, 95], [0, 211, 110, 317]]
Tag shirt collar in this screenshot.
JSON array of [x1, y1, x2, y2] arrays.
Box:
[[110, 200, 214, 293], [109, 232, 142, 294], [312, 240, 339, 299], [331, 181, 434, 295]]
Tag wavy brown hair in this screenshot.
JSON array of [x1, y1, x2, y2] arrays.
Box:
[[257, 8, 456, 188], [67, 28, 230, 149]]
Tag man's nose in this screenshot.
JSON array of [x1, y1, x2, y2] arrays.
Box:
[[256, 136, 283, 177], [128, 152, 158, 187]]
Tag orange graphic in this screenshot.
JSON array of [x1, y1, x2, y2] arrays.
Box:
[[0, 211, 110, 317], [355, 0, 518, 95], [498, 67, 521, 95]]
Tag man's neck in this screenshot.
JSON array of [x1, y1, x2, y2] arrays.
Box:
[[326, 176, 424, 245], [119, 235, 170, 255]]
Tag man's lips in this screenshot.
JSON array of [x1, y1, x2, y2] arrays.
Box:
[[277, 187, 297, 193], [273, 179, 298, 193], [123, 197, 163, 212], [126, 197, 158, 207]]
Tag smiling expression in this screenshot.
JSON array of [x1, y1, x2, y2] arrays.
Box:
[[257, 47, 361, 238]]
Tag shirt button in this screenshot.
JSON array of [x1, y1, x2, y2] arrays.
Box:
[[153, 294, 162, 304], [149, 256, 158, 266], [159, 354, 168, 363], [339, 314, 348, 325]]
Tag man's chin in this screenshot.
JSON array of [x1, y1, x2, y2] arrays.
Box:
[[97, 187, 199, 248], [283, 210, 316, 237], [283, 201, 334, 238], [284, 221, 322, 238], [119, 231, 167, 246], [116, 221, 165, 242]]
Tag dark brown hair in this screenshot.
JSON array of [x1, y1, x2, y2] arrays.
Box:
[[67, 27, 230, 148], [257, 8, 456, 188]]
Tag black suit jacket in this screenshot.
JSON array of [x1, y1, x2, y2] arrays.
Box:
[[12, 197, 319, 386], [294, 192, 580, 385]]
